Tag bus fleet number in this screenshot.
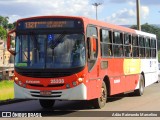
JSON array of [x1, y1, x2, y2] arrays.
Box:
[[51, 79, 64, 84]]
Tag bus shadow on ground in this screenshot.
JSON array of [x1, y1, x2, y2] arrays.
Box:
[[107, 92, 137, 102], [39, 92, 138, 116], [40, 100, 95, 117]]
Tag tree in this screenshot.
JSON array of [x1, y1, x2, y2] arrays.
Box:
[[8, 23, 14, 30], [131, 23, 160, 40], [0, 16, 15, 40], [0, 16, 9, 29], [0, 26, 7, 40], [131, 23, 160, 50]]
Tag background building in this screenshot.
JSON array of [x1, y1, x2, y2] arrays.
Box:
[[0, 40, 14, 80]]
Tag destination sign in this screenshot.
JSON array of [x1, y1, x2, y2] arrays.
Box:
[[24, 21, 74, 29], [17, 18, 83, 30]]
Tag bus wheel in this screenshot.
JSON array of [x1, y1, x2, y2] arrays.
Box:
[[39, 99, 55, 109], [134, 75, 145, 96], [92, 81, 107, 109]]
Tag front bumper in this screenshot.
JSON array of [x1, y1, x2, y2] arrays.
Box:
[[14, 83, 87, 100]]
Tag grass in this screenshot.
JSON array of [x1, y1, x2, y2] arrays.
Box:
[[0, 80, 14, 101]]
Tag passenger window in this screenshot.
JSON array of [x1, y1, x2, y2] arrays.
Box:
[[124, 33, 132, 57], [139, 36, 144, 47], [87, 26, 98, 38], [124, 34, 129, 44], [101, 44, 112, 57], [151, 39, 156, 48], [100, 29, 113, 57], [132, 35, 138, 46], [145, 38, 150, 47], [113, 45, 123, 57], [151, 39, 156, 58], [87, 26, 98, 71], [145, 48, 151, 57], [101, 29, 112, 43], [140, 48, 145, 57], [113, 32, 122, 44], [133, 47, 139, 57]]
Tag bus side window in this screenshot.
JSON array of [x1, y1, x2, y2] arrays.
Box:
[[139, 36, 145, 58], [151, 39, 156, 58], [144, 38, 151, 58], [124, 33, 132, 57], [87, 26, 98, 71], [100, 29, 113, 57], [112, 31, 123, 57], [132, 35, 139, 58]]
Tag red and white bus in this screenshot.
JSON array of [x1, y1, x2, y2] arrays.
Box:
[[7, 16, 158, 109]]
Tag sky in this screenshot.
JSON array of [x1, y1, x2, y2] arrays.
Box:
[[0, 0, 160, 25]]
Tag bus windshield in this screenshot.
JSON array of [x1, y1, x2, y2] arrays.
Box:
[[15, 33, 85, 69]]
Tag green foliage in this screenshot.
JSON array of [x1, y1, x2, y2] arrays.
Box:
[[8, 23, 14, 30], [131, 24, 160, 61], [0, 16, 9, 29], [131, 23, 160, 50], [0, 26, 7, 40], [0, 15, 15, 41]]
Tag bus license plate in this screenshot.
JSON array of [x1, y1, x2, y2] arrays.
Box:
[[40, 91, 51, 96]]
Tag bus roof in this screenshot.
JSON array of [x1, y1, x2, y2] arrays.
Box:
[[16, 15, 157, 39]]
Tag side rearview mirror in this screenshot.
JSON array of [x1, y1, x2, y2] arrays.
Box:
[[7, 29, 16, 55], [87, 37, 97, 60]]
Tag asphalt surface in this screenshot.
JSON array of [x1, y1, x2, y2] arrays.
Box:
[[0, 82, 160, 119]]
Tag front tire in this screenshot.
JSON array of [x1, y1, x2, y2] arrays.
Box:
[[134, 75, 145, 96], [92, 81, 107, 109], [39, 99, 55, 109]]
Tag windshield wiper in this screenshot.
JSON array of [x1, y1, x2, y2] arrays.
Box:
[[49, 32, 66, 49], [22, 50, 29, 62]]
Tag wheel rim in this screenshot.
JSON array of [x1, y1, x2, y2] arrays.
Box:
[[100, 85, 106, 103]]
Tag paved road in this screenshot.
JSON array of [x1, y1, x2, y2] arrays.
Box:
[[0, 83, 160, 119]]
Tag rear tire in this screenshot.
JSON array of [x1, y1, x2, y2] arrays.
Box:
[[156, 80, 160, 83], [39, 99, 55, 109], [92, 81, 107, 109], [134, 75, 145, 96]]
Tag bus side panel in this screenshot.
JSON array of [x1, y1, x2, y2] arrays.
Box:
[[140, 59, 158, 87], [86, 79, 102, 100], [101, 58, 126, 95], [123, 59, 141, 92], [86, 58, 102, 100], [125, 74, 139, 92], [100, 58, 141, 95]]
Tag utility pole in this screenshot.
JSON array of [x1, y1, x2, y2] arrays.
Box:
[[136, 0, 141, 30], [92, 2, 102, 20]]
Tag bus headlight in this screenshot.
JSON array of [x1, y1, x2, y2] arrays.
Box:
[[15, 77, 19, 81], [78, 78, 83, 83]]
